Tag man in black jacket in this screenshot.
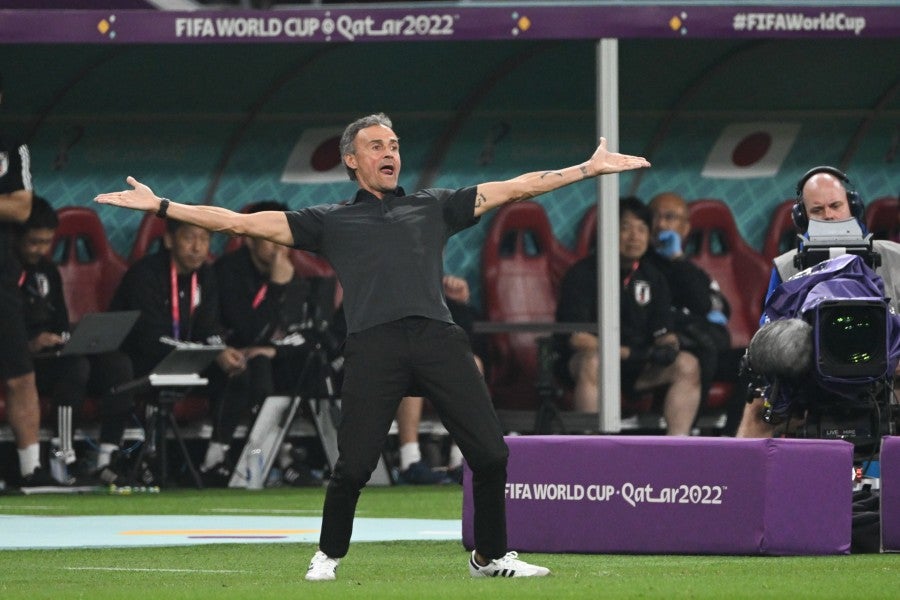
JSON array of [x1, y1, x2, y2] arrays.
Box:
[[213, 200, 320, 486], [214, 201, 309, 398], [110, 217, 247, 485], [644, 191, 732, 407], [556, 196, 701, 434]]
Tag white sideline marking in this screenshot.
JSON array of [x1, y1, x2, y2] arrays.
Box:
[[201, 508, 322, 515], [63, 567, 247, 574], [1, 515, 460, 549]]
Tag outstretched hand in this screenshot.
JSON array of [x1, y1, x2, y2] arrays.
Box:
[[94, 176, 160, 212], [588, 138, 650, 176]]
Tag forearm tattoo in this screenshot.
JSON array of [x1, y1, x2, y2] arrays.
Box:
[[579, 165, 589, 179], [539, 170, 563, 180]]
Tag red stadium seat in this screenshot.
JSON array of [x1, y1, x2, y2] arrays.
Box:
[[220, 202, 260, 254], [128, 212, 167, 264], [481, 202, 566, 411], [866, 196, 899, 242], [687, 200, 770, 350], [288, 249, 343, 309], [53, 207, 128, 324], [685, 200, 771, 413], [762, 199, 800, 262], [222, 235, 245, 254], [129, 211, 220, 266]]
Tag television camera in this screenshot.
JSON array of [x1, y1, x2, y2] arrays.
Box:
[[746, 219, 898, 455]]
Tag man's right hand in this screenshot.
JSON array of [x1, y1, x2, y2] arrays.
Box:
[[28, 332, 65, 353], [94, 176, 160, 213], [217, 346, 247, 376]]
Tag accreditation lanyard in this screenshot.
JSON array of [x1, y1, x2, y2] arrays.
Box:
[[251, 283, 268, 310], [622, 260, 640, 289], [170, 260, 199, 341]]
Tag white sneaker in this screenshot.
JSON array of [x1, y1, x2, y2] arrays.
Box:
[[305, 550, 340, 581], [468, 550, 550, 578]]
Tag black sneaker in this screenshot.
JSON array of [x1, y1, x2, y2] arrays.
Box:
[[83, 465, 120, 486], [397, 461, 450, 485], [199, 463, 232, 488], [21, 466, 68, 488], [282, 463, 323, 487]]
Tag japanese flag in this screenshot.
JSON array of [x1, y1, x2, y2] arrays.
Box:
[[701, 122, 800, 179], [281, 127, 346, 184]]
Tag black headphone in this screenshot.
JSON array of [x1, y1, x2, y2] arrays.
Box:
[[792, 165, 864, 232]]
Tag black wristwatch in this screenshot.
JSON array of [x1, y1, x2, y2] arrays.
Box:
[[156, 198, 170, 219]]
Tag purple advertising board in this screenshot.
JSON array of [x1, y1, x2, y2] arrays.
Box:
[[881, 436, 900, 552], [462, 435, 853, 555], [1, 5, 898, 44]]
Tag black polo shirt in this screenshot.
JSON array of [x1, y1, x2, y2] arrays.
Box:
[[0, 135, 31, 280], [285, 186, 479, 334]]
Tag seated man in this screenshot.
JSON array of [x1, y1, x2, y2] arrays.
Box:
[[109, 216, 248, 485], [737, 166, 900, 437], [645, 192, 732, 407], [555, 196, 701, 435], [213, 200, 320, 486], [16, 196, 135, 483]]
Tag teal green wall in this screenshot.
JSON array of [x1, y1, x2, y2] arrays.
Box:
[[2, 39, 897, 307]]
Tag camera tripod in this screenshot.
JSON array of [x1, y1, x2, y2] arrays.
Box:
[[130, 388, 204, 489], [230, 326, 392, 488]]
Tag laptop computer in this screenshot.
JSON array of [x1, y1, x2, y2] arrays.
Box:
[[110, 344, 226, 394], [147, 345, 226, 387], [35, 310, 140, 358]]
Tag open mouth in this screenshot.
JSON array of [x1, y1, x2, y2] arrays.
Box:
[[380, 164, 395, 176]]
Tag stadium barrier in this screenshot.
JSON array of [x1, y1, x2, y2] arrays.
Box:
[[881, 436, 900, 552], [463, 435, 852, 555]]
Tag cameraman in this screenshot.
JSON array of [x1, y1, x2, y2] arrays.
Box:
[[736, 166, 900, 438], [555, 196, 701, 435]]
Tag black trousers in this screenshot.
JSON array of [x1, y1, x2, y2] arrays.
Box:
[[207, 346, 310, 445], [35, 350, 135, 445], [319, 317, 509, 559]]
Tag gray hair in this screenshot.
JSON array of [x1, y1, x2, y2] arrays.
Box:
[[748, 318, 813, 380], [339, 112, 393, 181]]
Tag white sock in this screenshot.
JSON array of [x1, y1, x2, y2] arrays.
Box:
[[448, 443, 463, 470], [278, 443, 293, 469], [399, 442, 421, 471], [97, 443, 119, 469], [18, 443, 41, 477], [202, 442, 229, 470]]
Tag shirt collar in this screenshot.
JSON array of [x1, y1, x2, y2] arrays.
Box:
[[352, 186, 406, 204]]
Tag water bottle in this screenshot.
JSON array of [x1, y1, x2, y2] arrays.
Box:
[[49, 437, 72, 485], [246, 447, 265, 489]]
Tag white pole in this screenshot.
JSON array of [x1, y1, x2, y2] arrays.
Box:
[[596, 38, 621, 433]]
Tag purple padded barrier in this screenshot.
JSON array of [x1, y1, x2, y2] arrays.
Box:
[[462, 436, 852, 555], [881, 436, 900, 551]]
